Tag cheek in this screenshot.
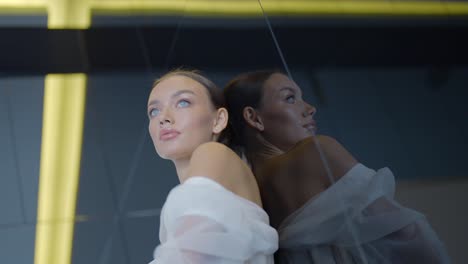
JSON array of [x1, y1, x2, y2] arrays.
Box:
[[148, 120, 155, 137], [284, 108, 301, 124], [187, 113, 213, 135], [178, 110, 214, 142], [265, 107, 299, 126], [264, 107, 308, 147], [148, 121, 160, 144]]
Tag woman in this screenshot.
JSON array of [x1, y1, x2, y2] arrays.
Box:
[[223, 70, 450, 263], [147, 70, 278, 264]]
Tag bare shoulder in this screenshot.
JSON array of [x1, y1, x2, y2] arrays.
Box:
[[316, 135, 343, 148], [316, 135, 351, 155], [274, 135, 358, 180], [316, 135, 358, 175], [190, 142, 241, 166], [188, 142, 261, 205], [292, 135, 353, 155], [188, 142, 252, 185]]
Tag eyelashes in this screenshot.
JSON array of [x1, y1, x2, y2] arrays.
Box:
[[285, 95, 296, 103], [149, 108, 160, 117], [176, 99, 190, 108], [148, 99, 191, 118]]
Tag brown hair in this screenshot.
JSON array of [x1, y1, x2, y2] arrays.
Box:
[[152, 69, 225, 110], [223, 69, 283, 153]]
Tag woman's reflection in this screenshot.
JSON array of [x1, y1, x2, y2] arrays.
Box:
[[223, 70, 450, 263]]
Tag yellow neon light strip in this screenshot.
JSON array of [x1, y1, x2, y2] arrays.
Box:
[[0, 0, 46, 14], [0, 0, 46, 6], [1, 0, 468, 16], [47, 0, 90, 29], [35, 74, 87, 264], [35, 2, 90, 264], [90, 0, 468, 16]]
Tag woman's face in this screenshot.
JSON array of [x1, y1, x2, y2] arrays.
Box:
[[147, 75, 219, 160], [257, 73, 317, 151]]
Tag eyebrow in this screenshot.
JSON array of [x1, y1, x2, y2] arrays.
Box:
[[278, 86, 296, 94], [148, 89, 196, 107]]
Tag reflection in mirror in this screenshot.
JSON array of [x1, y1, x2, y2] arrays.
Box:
[[242, 1, 466, 263]]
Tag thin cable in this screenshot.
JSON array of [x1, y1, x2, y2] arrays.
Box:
[[162, 4, 188, 72], [90, 94, 131, 264], [29, 1, 189, 229], [257, 0, 292, 79], [0, 209, 161, 231], [257, 0, 369, 262], [73, 32, 130, 264], [75, 21, 131, 262], [97, 1, 189, 263], [311, 132, 369, 264], [77, 30, 91, 73], [136, 27, 153, 75], [4, 84, 28, 225]]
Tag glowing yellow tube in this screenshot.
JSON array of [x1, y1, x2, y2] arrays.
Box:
[[34, 1, 90, 263], [1, 0, 468, 16], [47, 0, 90, 29], [35, 74, 87, 264], [90, 0, 468, 16], [0, 0, 46, 14]]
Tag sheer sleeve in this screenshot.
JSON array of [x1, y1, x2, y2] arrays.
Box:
[[277, 164, 450, 264], [150, 177, 278, 264]]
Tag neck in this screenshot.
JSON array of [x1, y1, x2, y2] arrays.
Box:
[[173, 158, 191, 183], [245, 133, 283, 175]]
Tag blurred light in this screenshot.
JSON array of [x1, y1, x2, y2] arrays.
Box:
[[34, 1, 90, 263], [91, 0, 468, 16], [1, 0, 468, 17], [35, 74, 87, 264], [0, 0, 46, 14], [47, 0, 90, 29]]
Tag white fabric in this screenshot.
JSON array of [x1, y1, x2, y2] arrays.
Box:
[[276, 163, 451, 264], [149, 176, 278, 264]]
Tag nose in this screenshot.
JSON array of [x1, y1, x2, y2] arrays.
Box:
[[159, 118, 171, 126], [303, 102, 317, 118], [158, 108, 173, 126]]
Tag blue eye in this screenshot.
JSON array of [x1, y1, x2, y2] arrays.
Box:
[[177, 99, 190, 108], [149, 108, 160, 117]]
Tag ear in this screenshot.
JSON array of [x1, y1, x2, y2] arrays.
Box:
[[212, 107, 228, 134], [243, 106, 264, 132]]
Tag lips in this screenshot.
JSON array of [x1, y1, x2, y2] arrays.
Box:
[[159, 128, 180, 141], [303, 120, 317, 132]]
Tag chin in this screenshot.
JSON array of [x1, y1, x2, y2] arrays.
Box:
[[154, 148, 170, 160], [156, 144, 191, 161], [155, 148, 177, 160]]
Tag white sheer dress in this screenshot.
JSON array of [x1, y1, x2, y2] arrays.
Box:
[[276, 164, 450, 264], [150, 176, 278, 264]]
